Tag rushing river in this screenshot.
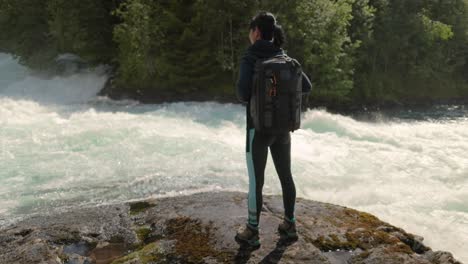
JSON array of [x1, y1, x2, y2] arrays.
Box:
[[0, 53, 467, 262]]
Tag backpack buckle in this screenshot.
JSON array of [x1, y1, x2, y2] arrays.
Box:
[[269, 87, 277, 97], [269, 75, 277, 97]]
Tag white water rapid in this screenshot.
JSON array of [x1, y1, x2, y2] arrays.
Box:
[[0, 53, 467, 262]]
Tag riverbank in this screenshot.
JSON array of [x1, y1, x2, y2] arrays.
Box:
[[0, 191, 462, 264], [98, 77, 468, 115]]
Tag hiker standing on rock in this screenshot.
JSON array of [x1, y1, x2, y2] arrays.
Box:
[[235, 11, 312, 248]]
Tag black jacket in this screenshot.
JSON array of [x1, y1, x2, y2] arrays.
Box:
[[236, 39, 312, 129]]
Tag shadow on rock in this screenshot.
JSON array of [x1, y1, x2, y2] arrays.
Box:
[[259, 238, 298, 264], [234, 244, 259, 264]]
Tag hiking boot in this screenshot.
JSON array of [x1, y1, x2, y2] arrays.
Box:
[[278, 218, 298, 240], [235, 224, 260, 248]]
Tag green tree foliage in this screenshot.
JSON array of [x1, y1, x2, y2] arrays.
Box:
[[47, 0, 118, 64], [348, 0, 376, 101], [201, 0, 258, 82], [113, 0, 155, 90], [112, 0, 257, 94], [154, 0, 220, 92], [425, 0, 468, 96], [1, 0, 468, 105], [153, 0, 259, 93], [352, 0, 465, 103], [0, 0, 54, 68], [289, 0, 358, 101]]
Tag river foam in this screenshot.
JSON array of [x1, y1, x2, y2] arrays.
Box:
[[0, 53, 467, 262]]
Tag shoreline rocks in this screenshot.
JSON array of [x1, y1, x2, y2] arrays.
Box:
[[98, 77, 468, 115], [0, 192, 462, 264]]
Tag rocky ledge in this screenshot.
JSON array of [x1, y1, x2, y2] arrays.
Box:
[[0, 192, 462, 264]]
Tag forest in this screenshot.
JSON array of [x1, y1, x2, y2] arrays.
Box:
[[1, 0, 468, 108]]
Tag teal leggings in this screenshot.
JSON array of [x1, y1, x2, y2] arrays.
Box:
[[246, 128, 296, 228]]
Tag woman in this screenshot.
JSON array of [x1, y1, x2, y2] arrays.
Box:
[[235, 11, 312, 248]]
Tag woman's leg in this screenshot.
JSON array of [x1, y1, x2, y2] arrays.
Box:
[[246, 128, 269, 228], [270, 133, 296, 221]]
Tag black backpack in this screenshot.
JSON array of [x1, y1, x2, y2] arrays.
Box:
[[250, 54, 303, 134]]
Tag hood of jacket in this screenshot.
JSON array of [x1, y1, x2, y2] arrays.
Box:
[[247, 39, 285, 59]]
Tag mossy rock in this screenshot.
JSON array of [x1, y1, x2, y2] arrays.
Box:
[[307, 234, 359, 251], [111, 242, 161, 264], [164, 217, 232, 263], [129, 201, 156, 215], [136, 227, 151, 243], [54, 230, 82, 244]]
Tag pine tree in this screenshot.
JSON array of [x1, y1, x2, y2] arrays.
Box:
[[47, 0, 117, 64], [0, 0, 54, 68]]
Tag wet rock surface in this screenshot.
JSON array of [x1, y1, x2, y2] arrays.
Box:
[[0, 192, 463, 264]]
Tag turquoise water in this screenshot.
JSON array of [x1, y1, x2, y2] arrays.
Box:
[[0, 53, 467, 261]]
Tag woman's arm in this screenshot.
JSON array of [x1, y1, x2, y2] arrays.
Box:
[[301, 71, 312, 94], [236, 53, 255, 103]]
